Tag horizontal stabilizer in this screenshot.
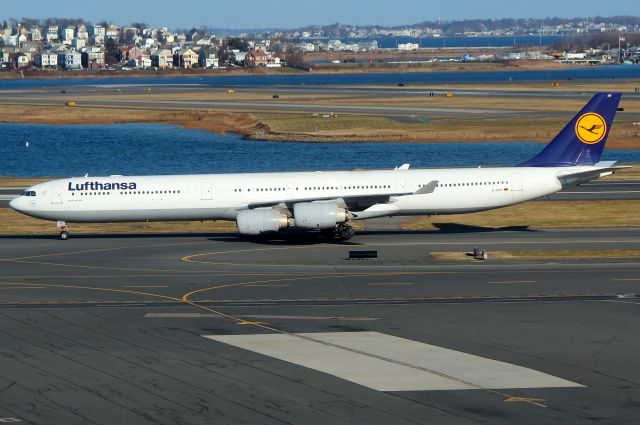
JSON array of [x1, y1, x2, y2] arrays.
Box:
[[556, 162, 631, 187]]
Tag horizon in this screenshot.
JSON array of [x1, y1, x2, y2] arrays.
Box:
[[1, 0, 639, 30]]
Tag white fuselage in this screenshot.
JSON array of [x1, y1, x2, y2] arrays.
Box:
[[10, 165, 573, 224]]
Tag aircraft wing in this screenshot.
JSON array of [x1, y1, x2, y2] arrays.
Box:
[[243, 180, 440, 211], [244, 193, 408, 211]]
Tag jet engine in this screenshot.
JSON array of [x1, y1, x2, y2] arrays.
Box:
[[236, 208, 291, 235], [293, 202, 349, 229]]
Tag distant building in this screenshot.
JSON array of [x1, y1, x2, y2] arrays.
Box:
[[173, 48, 199, 68], [120, 46, 144, 62], [77, 24, 89, 40], [398, 42, 419, 51], [58, 50, 83, 69], [34, 51, 59, 68], [121, 27, 138, 43], [46, 26, 59, 43], [30, 27, 42, 42], [81, 47, 105, 69], [199, 48, 219, 68], [91, 25, 105, 45], [72, 38, 86, 49], [60, 26, 75, 45], [245, 50, 270, 67], [106, 25, 120, 43], [151, 49, 173, 68], [15, 53, 30, 68]]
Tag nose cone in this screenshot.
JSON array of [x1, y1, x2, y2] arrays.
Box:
[[9, 197, 25, 212]]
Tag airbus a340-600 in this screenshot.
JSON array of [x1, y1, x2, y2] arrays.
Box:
[[10, 93, 625, 240]]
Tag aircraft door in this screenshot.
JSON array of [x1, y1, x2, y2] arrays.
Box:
[[52, 185, 63, 204], [395, 176, 406, 193], [201, 182, 213, 200], [510, 174, 523, 191], [287, 182, 295, 199]]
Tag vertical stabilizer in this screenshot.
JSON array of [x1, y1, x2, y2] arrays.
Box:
[[519, 93, 621, 167]]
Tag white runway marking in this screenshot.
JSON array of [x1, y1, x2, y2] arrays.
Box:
[[205, 332, 582, 391]]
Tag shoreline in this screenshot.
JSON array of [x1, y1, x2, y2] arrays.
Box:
[[0, 60, 574, 81], [2, 110, 639, 150]]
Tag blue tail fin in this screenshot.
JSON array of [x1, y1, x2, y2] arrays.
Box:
[[519, 92, 622, 167]]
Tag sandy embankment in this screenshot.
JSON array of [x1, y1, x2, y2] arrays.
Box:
[[0, 59, 567, 80], [2, 79, 639, 149]]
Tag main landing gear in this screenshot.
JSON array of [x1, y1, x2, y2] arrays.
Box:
[[322, 223, 356, 241], [57, 220, 70, 240]]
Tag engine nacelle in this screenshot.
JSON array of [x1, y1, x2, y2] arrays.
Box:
[[236, 208, 290, 235], [293, 202, 349, 229]]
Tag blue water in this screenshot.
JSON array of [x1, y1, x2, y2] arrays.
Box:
[[1, 66, 640, 90], [305, 35, 564, 49], [2, 123, 639, 177]]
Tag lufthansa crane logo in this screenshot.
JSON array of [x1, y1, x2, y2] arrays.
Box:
[[575, 112, 607, 144]]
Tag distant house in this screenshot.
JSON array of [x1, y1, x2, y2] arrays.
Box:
[[91, 25, 105, 45], [30, 27, 42, 42], [121, 27, 138, 43], [34, 51, 58, 68], [77, 24, 89, 40], [142, 37, 156, 49], [15, 53, 30, 68], [199, 48, 219, 68], [46, 26, 59, 43], [245, 50, 270, 67], [106, 25, 120, 43], [72, 38, 86, 49], [173, 48, 199, 68], [60, 26, 75, 45], [81, 47, 105, 69], [265, 55, 282, 68], [138, 54, 152, 69], [120, 46, 143, 62], [58, 50, 83, 69], [151, 49, 173, 68], [398, 43, 419, 51]]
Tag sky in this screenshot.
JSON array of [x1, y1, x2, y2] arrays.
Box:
[[1, 0, 638, 29]]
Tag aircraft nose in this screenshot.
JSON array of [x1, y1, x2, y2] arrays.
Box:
[[9, 197, 24, 212]]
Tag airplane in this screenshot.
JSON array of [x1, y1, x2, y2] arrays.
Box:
[[10, 92, 626, 241]]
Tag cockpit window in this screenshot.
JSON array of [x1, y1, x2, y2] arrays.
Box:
[[22, 190, 37, 197]]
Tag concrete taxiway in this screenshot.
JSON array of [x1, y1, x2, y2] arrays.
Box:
[[6, 83, 640, 119], [0, 228, 639, 424]]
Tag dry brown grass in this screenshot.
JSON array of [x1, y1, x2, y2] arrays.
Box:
[[431, 250, 640, 260], [0, 105, 260, 135], [402, 200, 640, 230], [0, 178, 49, 187], [2, 199, 638, 237], [2, 83, 640, 149]]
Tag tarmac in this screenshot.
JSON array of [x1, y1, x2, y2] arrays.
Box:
[[1, 228, 639, 424], [5, 84, 640, 119]]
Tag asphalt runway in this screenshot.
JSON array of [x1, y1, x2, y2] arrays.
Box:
[[0, 228, 639, 424], [8, 84, 639, 119], [5, 84, 640, 100]]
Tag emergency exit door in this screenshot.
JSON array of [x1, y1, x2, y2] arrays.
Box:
[[201, 183, 213, 200], [52, 185, 63, 204]]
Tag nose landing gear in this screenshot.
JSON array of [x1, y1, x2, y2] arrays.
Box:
[[57, 221, 70, 240]]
